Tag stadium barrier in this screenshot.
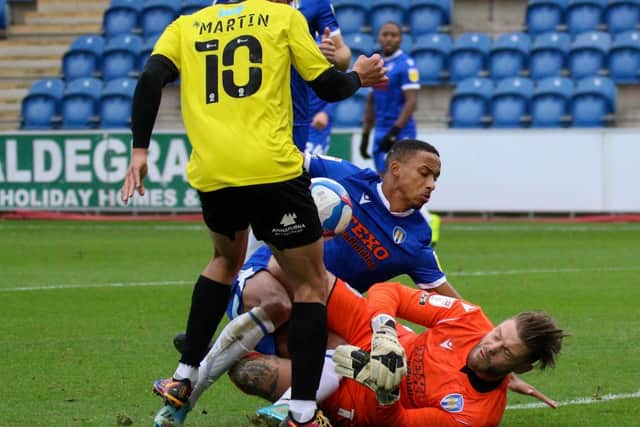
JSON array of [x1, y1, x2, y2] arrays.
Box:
[[0, 129, 638, 213]]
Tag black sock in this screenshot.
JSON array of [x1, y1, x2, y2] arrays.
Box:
[[180, 275, 230, 366], [288, 302, 327, 401]]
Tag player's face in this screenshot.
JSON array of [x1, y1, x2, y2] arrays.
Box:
[[393, 151, 440, 210], [467, 319, 531, 379], [378, 23, 402, 56]]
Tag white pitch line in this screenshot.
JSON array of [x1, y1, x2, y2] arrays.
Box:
[[0, 280, 192, 292], [2, 265, 638, 292], [449, 266, 640, 277], [446, 224, 640, 232], [0, 223, 205, 232], [507, 389, 640, 410]]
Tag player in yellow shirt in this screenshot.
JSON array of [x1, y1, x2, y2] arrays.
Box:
[[119, 1, 387, 426]]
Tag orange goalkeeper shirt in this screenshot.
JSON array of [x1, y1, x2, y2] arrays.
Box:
[[324, 281, 508, 427]]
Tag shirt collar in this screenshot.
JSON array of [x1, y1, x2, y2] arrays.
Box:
[[376, 182, 414, 217]]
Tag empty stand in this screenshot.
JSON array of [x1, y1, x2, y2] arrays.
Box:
[[449, 77, 493, 127], [61, 77, 103, 128], [334, 89, 368, 128], [568, 31, 611, 79], [21, 78, 65, 129], [333, 0, 369, 34], [411, 33, 452, 85], [605, 0, 640, 34], [102, 33, 142, 81], [566, 0, 607, 35], [100, 77, 136, 128], [408, 0, 451, 35], [529, 32, 570, 79], [139, 0, 178, 37], [180, 0, 212, 16], [489, 32, 531, 79], [103, 0, 142, 37], [525, 0, 568, 35], [62, 34, 105, 81], [370, 0, 409, 36], [490, 77, 534, 127], [531, 76, 574, 126], [449, 32, 492, 82], [608, 30, 640, 82], [570, 76, 616, 125]]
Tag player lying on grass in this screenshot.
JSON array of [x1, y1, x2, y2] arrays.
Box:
[[230, 277, 567, 427]]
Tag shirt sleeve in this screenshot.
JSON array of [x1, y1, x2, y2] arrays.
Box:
[[304, 153, 362, 180], [402, 56, 421, 91], [151, 17, 182, 72], [288, 9, 332, 82], [315, 0, 341, 36], [366, 282, 469, 329], [409, 247, 448, 289]]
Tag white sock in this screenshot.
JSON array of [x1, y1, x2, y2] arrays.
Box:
[[288, 400, 317, 424], [174, 363, 199, 385], [188, 307, 275, 408], [275, 350, 340, 406]]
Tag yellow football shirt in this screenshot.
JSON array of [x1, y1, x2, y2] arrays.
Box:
[[152, 0, 332, 191]]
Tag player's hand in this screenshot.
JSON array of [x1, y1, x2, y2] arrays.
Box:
[[319, 27, 336, 64], [379, 126, 401, 152], [121, 148, 148, 204], [508, 374, 558, 409], [360, 132, 371, 159], [370, 315, 407, 391], [312, 111, 329, 130], [332, 345, 401, 405], [353, 54, 388, 87]]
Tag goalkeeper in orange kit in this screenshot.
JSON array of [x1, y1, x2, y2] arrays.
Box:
[[231, 276, 566, 427]]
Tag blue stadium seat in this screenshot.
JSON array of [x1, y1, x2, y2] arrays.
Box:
[[333, 0, 370, 34], [525, 0, 568, 35], [608, 30, 640, 82], [103, 0, 143, 37], [490, 77, 534, 127], [410, 33, 452, 84], [567, 0, 608, 35], [102, 34, 143, 81], [400, 34, 414, 53], [61, 77, 103, 129], [531, 77, 574, 127], [21, 78, 65, 129], [529, 32, 570, 79], [138, 34, 161, 71], [569, 31, 611, 79], [570, 76, 616, 126], [370, 0, 409, 36], [140, 0, 179, 37], [100, 77, 136, 128], [62, 34, 105, 81], [0, 0, 8, 32], [344, 33, 375, 67], [449, 32, 492, 82], [408, 0, 451, 35], [449, 77, 493, 128], [605, 0, 640, 34], [489, 32, 531, 79], [180, 0, 211, 15], [334, 89, 368, 128]]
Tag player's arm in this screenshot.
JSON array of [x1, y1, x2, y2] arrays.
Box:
[[394, 89, 418, 129], [428, 281, 461, 299], [330, 32, 351, 71], [303, 152, 362, 180], [367, 282, 466, 329], [359, 92, 375, 159], [121, 54, 179, 203]]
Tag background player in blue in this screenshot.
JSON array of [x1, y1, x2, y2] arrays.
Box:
[[305, 91, 336, 155], [360, 22, 420, 173], [159, 141, 461, 426], [291, 0, 351, 150]]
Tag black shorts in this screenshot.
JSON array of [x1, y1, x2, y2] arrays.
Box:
[[198, 172, 323, 250]]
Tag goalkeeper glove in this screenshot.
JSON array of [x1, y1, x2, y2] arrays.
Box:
[[370, 314, 407, 391], [379, 126, 401, 153], [360, 131, 371, 159], [332, 345, 401, 405]]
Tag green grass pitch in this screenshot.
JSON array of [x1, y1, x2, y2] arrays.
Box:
[[1, 220, 639, 426]]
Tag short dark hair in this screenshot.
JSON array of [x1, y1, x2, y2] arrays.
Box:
[[379, 21, 402, 35], [515, 311, 568, 370], [385, 139, 440, 169]]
